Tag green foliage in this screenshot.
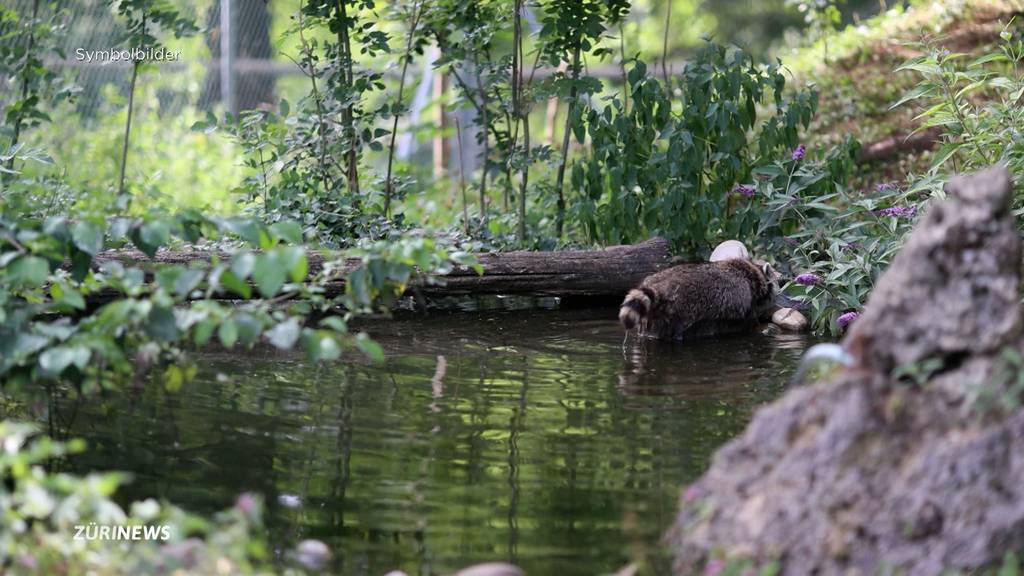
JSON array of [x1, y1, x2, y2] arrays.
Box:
[[0, 209, 477, 394], [763, 173, 932, 336], [539, 0, 630, 237], [892, 20, 1024, 189], [787, 0, 845, 63], [572, 44, 817, 256], [0, 420, 287, 575]]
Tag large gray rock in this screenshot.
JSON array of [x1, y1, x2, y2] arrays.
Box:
[[670, 166, 1024, 575], [845, 166, 1021, 373]]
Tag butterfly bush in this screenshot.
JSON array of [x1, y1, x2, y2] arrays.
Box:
[[837, 311, 860, 329], [795, 273, 822, 286], [746, 131, 932, 336], [791, 144, 806, 162], [732, 184, 756, 197]]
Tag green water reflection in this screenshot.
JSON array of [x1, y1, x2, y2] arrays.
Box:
[[61, 308, 811, 575]]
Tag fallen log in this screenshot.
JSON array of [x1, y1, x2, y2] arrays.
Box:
[[85, 237, 672, 303], [857, 127, 941, 164]]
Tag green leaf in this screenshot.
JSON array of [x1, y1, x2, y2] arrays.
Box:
[[304, 331, 341, 362], [253, 252, 286, 297], [218, 319, 238, 348], [50, 282, 85, 311], [132, 220, 171, 257], [219, 270, 251, 299], [163, 365, 185, 392], [320, 316, 347, 333], [146, 305, 179, 342], [270, 221, 304, 245], [174, 268, 205, 298], [280, 247, 308, 283], [930, 142, 963, 171], [231, 252, 256, 280], [71, 220, 103, 256], [234, 313, 261, 346], [38, 345, 91, 376], [9, 256, 50, 288], [193, 319, 215, 346], [354, 332, 384, 362], [266, 318, 301, 349]]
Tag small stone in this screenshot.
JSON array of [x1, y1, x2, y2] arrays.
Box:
[[709, 240, 750, 262], [294, 539, 332, 571], [772, 308, 808, 332], [455, 563, 525, 576]]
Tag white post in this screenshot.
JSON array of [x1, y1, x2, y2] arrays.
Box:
[[220, 0, 234, 114]]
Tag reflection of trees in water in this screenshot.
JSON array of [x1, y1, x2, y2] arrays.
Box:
[[45, 315, 810, 575]]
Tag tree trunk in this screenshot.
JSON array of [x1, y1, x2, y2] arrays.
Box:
[[84, 238, 672, 304]]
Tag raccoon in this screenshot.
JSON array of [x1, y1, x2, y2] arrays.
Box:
[[619, 259, 779, 340]]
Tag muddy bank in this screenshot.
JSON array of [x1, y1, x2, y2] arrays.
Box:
[[670, 166, 1024, 574]]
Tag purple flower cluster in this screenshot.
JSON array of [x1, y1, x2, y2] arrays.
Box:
[[875, 181, 899, 192], [794, 272, 822, 286], [837, 311, 860, 329], [791, 144, 806, 162], [732, 184, 756, 197], [874, 205, 917, 218]]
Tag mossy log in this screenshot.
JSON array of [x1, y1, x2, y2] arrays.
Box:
[[85, 237, 673, 303]]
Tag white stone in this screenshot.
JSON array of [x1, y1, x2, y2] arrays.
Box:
[[772, 307, 809, 332], [294, 539, 332, 571], [709, 240, 750, 262], [455, 563, 525, 576]]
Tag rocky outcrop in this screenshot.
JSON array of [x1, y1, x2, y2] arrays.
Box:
[[670, 166, 1024, 575]]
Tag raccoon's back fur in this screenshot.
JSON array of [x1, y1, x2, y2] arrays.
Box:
[[619, 259, 777, 340]]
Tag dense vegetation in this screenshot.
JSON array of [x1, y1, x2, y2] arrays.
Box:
[[2, 0, 1024, 573]]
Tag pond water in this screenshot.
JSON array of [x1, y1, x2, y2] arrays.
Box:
[[60, 308, 812, 575]]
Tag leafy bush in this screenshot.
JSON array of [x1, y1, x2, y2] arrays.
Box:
[[892, 19, 1024, 192], [0, 209, 479, 394], [0, 420, 285, 575], [571, 43, 818, 257], [715, 132, 922, 337]]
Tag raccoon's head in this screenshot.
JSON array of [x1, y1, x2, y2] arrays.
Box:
[[753, 260, 781, 294]]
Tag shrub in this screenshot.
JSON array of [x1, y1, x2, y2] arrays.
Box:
[[571, 42, 817, 257]]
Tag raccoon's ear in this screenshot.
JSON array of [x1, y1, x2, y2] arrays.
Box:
[[762, 263, 772, 276]]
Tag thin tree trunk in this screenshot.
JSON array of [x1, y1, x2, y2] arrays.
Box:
[[513, 0, 528, 245], [456, 118, 469, 235], [334, 0, 360, 198], [553, 46, 580, 240], [119, 11, 145, 198], [661, 0, 671, 86], [5, 0, 40, 175], [384, 0, 423, 217], [297, 3, 331, 195], [473, 53, 489, 229], [619, 21, 629, 114]]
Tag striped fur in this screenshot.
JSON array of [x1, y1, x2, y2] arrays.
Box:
[[619, 288, 653, 330], [619, 259, 778, 340]]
